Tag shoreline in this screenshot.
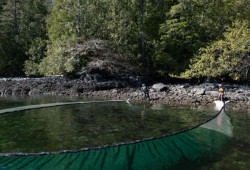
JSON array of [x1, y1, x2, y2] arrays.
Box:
[[0, 77, 249, 112]]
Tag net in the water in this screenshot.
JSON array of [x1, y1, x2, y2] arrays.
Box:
[[0, 101, 233, 170]]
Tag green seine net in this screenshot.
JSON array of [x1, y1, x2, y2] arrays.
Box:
[[0, 100, 232, 170]]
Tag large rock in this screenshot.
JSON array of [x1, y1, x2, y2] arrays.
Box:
[[191, 87, 205, 95], [205, 91, 218, 97], [152, 83, 168, 92]]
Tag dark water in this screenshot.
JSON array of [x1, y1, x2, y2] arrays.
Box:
[[0, 96, 249, 169]]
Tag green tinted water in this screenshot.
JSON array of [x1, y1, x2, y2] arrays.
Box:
[[0, 96, 249, 169], [200, 109, 250, 170], [0, 96, 212, 153]]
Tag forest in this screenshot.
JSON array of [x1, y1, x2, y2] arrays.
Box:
[[0, 0, 249, 81]]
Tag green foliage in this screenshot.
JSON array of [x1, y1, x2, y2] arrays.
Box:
[[0, 0, 26, 76], [1, 0, 250, 80], [39, 40, 67, 75], [24, 38, 47, 76], [0, 0, 21, 40], [43, 0, 168, 75], [182, 20, 250, 80], [40, 0, 109, 75], [0, 40, 7, 74], [18, 0, 49, 49], [0, 38, 26, 76], [0, 0, 50, 76], [154, 0, 233, 75], [39, 0, 76, 75], [104, 0, 137, 55], [104, 0, 168, 74]]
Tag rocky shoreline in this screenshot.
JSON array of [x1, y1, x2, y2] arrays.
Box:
[[0, 76, 249, 112]]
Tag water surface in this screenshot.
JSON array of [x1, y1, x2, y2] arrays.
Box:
[[0, 96, 213, 153], [0, 96, 249, 169], [200, 109, 250, 169]]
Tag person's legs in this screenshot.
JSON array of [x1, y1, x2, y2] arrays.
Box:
[[145, 91, 150, 100], [219, 92, 223, 101]]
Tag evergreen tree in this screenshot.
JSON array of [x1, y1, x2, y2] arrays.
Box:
[[182, 20, 250, 81], [0, 0, 25, 76], [0, 0, 50, 76], [0, 0, 249, 80], [40, 0, 83, 75], [40, 0, 111, 75], [22, 0, 51, 76], [105, 0, 168, 74], [155, 0, 232, 76]]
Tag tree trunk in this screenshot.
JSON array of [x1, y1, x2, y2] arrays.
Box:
[[14, 0, 19, 37]]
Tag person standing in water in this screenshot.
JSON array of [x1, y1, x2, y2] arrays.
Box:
[[218, 86, 225, 101], [141, 84, 150, 100]]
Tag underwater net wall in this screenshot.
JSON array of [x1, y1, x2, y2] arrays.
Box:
[[0, 100, 232, 170]]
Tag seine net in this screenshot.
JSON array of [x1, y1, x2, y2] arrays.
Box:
[[0, 101, 232, 170]]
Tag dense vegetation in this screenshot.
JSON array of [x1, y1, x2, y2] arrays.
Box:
[[0, 0, 249, 81]]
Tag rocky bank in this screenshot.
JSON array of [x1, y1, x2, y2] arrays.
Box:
[[0, 76, 249, 112]]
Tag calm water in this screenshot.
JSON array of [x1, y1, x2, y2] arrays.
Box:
[[0, 96, 213, 153], [200, 109, 250, 169], [0, 96, 249, 169]]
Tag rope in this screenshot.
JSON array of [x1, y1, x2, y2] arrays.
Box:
[[0, 100, 125, 114]]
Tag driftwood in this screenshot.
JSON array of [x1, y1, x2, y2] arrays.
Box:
[[63, 39, 140, 77]]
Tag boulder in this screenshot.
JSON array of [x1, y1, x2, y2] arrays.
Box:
[[191, 88, 205, 95], [152, 83, 168, 92]]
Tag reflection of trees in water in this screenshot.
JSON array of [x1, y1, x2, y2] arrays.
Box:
[[0, 101, 217, 152]]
